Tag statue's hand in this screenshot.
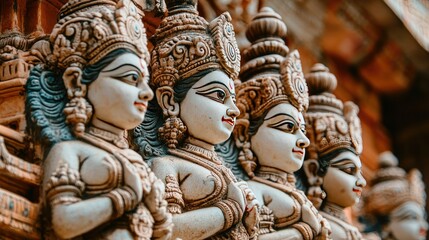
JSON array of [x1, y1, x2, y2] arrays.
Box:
[[316, 218, 331, 240], [235, 181, 259, 237], [143, 177, 165, 214]]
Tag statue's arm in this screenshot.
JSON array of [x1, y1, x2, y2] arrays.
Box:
[[43, 142, 114, 239]]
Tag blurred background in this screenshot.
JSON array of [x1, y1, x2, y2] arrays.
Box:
[[0, 0, 428, 236]]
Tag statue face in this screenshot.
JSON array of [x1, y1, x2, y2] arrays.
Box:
[[322, 151, 366, 208], [88, 53, 153, 130], [386, 201, 428, 240], [250, 103, 309, 173], [180, 70, 239, 145]]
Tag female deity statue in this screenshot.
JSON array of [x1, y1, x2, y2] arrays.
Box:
[[230, 7, 331, 240], [362, 151, 427, 240], [300, 63, 366, 239], [26, 0, 172, 238], [133, 0, 259, 239]]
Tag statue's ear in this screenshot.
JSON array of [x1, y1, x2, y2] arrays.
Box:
[[303, 159, 321, 184], [62, 67, 85, 98], [156, 86, 180, 116]]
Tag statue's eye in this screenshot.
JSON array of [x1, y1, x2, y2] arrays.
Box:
[[196, 88, 227, 103], [269, 120, 297, 133], [117, 71, 140, 86], [341, 167, 356, 175], [216, 90, 226, 100]]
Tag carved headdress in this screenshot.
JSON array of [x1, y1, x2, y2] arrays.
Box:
[[304, 64, 363, 162], [301, 64, 363, 208], [27, 0, 151, 145], [363, 151, 425, 216], [233, 7, 309, 177], [50, 0, 149, 70], [150, 0, 241, 88]]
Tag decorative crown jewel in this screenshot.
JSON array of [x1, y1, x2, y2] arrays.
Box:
[[149, 0, 240, 88], [304, 63, 363, 161], [363, 151, 426, 216], [233, 7, 308, 177], [50, 0, 149, 70]]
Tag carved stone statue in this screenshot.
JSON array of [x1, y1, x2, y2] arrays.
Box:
[[231, 7, 331, 240], [362, 151, 428, 240], [300, 63, 366, 240], [26, 0, 173, 238], [133, 0, 259, 239]]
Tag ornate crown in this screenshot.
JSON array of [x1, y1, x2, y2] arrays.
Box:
[[233, 7, 309, 177], [363, 151, 425, 216], [150, 0, 240, 88], [304, 64, 363, 161], [50, 0, 149, 70]]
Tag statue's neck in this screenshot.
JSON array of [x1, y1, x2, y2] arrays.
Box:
[[186, 136, 215, 151], [91, 117, 126, 136], [88, 118, 128, 149], [255, 166, 296, 186], [322, 201, 348, 223]]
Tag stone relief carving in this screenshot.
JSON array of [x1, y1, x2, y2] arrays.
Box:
[[0, 31, 50, 239], [25, 0, 173, 238], [300, 63, 366, 240], [361, 151, 428, 240], [228, 7, 331, 240], [133, 0, 259, 239]]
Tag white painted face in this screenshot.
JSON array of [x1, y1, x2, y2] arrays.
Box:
[[179, 70, 239, 145], [250, 103, 310, 173], [386, 201, 428, 240], [87, 53, 153, 130], [322, 151, 366, 208]]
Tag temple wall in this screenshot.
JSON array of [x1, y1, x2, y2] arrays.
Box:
[[0, 0, 428, 238]]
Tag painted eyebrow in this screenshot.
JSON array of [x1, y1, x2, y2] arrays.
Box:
[[330, 159, 361, 169], [192, 81, 234, 95], [331, 159, 354, 165], [101, 63, 142, 73], [264, 113, 297, 121]]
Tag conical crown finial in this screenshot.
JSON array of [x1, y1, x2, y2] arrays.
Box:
[[305, 63, 337, 95]]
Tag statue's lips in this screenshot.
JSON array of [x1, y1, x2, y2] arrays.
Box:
[[221, 116, 234, 126], [134, 101, 147, 112], [352, 188, 362, 196], [420, 228, 427, 237], [292, 148, 304, 156]]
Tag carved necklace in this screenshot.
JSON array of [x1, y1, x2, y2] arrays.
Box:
[[87, 126, 129, 149], [255, 166, 296, 187]]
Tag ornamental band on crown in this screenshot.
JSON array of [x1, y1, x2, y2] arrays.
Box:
[[304, 63, 363, 162], [149, 0, 241, 88], [233, 7, 309, 177], [49, 0, 149, 70]]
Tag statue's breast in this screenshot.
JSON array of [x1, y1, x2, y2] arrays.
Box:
[[80, 152, 122, 196], [177, 160, 227, 210]]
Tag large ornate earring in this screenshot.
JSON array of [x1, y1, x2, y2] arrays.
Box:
[[158, 115, 187, 149], [64, 96, 93, 136], [238, 141, 257, 178]]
